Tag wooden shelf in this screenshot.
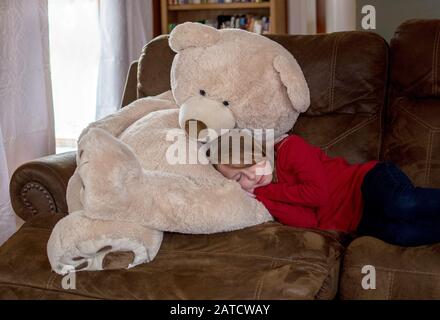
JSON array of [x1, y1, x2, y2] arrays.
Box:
[[168, 2, 271, 11], [161, 0, 286, 35]]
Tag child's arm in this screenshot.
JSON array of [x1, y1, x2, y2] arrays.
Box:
[[255, 136, 329, 208], [256, 194, 318, 228]]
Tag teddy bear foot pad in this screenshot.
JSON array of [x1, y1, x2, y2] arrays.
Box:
[[71, 246, 135, 271], [47, 211, 164, 274]]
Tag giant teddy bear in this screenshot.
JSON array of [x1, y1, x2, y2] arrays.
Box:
[[47, 22, 310, 274]]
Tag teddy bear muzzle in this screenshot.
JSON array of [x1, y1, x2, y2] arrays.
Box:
[[184, 119, 207, 140], [179, 95, 236, 142]]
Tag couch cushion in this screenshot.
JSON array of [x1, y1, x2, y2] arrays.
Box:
[[340, 236, 440, 300], [267, 32, 388, 117], [390, 19, 440, 99], [382, 97, 440, 187], [0, 213, 344, 300]]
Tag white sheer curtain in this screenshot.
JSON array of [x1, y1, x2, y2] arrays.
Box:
[[0, 130, 16, 245], [0, 0, 55, 245], [49, 0, 100, 152], [96, 0, 153, 120], [288, 0, 317, 35]]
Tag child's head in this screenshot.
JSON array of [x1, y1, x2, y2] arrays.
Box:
[[215, 160, 273, 193], [207, 131, 275, 192]]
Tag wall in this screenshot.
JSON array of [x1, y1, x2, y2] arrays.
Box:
[[356, 0, 440, 42]]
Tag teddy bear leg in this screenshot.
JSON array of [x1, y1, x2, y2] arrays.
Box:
[[47, 211, 163, 274], [75, 127, 143, 214]]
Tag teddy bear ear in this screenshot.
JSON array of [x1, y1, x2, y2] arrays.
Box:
[[169, 22, 221, 52], [273, 55, 311, 113]]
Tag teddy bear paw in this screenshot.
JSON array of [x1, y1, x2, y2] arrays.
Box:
[[47, 212, 164, 274]]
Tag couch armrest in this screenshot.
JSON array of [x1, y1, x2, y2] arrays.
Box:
[[9, 151, 77, 221]]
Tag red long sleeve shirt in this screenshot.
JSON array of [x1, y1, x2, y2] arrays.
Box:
[[254, 135, 378, 232]]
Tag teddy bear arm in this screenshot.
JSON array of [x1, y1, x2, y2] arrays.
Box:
[[78, 90, 177, 143]]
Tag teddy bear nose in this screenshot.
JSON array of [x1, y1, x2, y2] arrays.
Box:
[[185, 119, 208, 139]]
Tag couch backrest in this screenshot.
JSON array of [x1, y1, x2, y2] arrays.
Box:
[[135, 31, 389, 164], [390, 19, 440, 99], [267, 33, 388, 164], [382, 19, 440, 187]]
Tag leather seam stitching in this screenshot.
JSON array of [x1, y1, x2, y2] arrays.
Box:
[[378, 102, 383, 160], [253, 278, 261, 300], [45, 274, 58, 298], [254, 265, 263, 300], [425, 130, 434, 185], [328, 35, 341, 113], [400, 72, 432, 96], [17, 227, 54, 234], [433, 23, 440, 96], [159, 250, 334, 268], [253, 271, 262, 299], [396, 103, 440, 131], [315, 254, 340, 299], [378, 36, 389, 161], [329, 39, 336, 113], [0, 282, 103, 300], [387, 271, 394, 300], [254, 259, 275, 300], [320, 114, 378, 149]]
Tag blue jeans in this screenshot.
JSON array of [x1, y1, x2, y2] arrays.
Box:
[[357, 162, 440, 246]]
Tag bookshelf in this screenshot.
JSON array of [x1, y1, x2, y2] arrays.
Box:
[[160, 0, 287, 35]]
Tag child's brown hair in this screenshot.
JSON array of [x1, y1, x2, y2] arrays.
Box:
[[207, 131, 278, 182]]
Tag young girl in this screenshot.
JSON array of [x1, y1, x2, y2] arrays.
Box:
[[212, 133, 440, 247]]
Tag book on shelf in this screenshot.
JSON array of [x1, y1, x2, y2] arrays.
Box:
[[167, 1, 269, 5], [168, 14, 269, 34]]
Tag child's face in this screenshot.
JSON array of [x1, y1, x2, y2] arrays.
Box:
[[216, 160, 272, 192]]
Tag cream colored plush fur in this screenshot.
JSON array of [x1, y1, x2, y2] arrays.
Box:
[[47, 22, 310, 274]]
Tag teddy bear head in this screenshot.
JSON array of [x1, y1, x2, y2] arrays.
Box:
[[168, 22, 310, 140]]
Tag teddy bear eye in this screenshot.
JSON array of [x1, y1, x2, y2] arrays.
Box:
[[199, 89, 206, 96], [223, 101, 229, 107]]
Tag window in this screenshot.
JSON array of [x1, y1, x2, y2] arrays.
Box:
[[48, 0, 100, 153]]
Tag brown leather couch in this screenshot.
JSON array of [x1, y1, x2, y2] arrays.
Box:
[[340, 19, 440, 300], [0, 19, 439, 300]]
